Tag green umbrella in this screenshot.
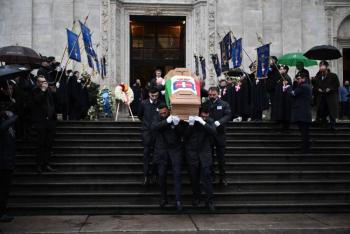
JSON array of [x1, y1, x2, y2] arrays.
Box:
[[278, 52, 318, 67]]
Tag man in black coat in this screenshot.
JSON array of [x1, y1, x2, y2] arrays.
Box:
[[138, 87, 160, 185], [184, 104, 216, 211], [31, 76, 57, 173], [289, 73, 313, 153], [0, 110, 17, 222], [67, 71, 82, 120], [249, 61, 269, 121], [151, 103, 183, 211], [204, 87, 231, 186], [314, 61, 340, 130], [266, 56, 281, 120]]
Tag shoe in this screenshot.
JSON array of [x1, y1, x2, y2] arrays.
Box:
[[219, 178, 228, 187], [0, 214, 15, 222], [43, 165, 57, 172], [159, 199, 168, 208], [143, 176, 150, 186], [206, 202, 216, 212], [176, 201, 183, 212], [36, 165, 43, 174]]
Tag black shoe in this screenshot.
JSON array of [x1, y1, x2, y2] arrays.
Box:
[[143, 176, 150, 186], [36, 165, 43, 174], [159, 199, 168, 208], [206, 202, 216, 212], [192, 198, 200, 207], [0, 214, 14, 222], [43, 165, 56, 172], [176, 201, 183, 212], [219, 178, 228, 187]]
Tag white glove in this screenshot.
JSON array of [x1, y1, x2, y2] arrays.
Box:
[[214, 121, 220, 127], [166, 115, 173, 124], [161, 90, 165, 95], [173, 115, 180, 125], [77, 79, 81, 83], [56, 82, 60, 89], [188, 116, 196, 126], [195, 116, 206, 126]]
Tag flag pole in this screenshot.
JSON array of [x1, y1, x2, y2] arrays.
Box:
[[57, 13, 90, 83]]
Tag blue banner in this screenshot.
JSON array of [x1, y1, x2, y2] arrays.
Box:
[[211, 54, 222, 77], [223, 33, 232, 60], [257, 44, 270, 78], [66, 29, 81, 62], [79, 21, 94, 57], [220, 41, 228, 72], [232, 38, 242, 68], [199, 56, 206, 80]]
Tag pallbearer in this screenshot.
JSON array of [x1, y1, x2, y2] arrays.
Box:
[[204, 87, 231, 187], [184, 103, 216, 211], [151, 103, 184, 211], [138, 87, 160, 185]]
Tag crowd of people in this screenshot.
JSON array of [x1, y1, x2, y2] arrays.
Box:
[[137, 58, 345, 212], [0, 55, 348, 220]]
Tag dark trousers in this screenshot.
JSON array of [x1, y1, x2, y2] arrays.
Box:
[[0, 170, 13, 215], [186, 157, 213, 203], [142, 131, 155, 177], [296, 122, 311, 152], [213, 142, 226, 179], [34, 120, 56, 167], [319, 95, 336, 128], [158, 153, 182, 202]]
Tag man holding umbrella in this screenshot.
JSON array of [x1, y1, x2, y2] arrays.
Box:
[[314, 61, 340, 130]]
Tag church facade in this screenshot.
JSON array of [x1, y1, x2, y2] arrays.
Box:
[[0, 0, 350, 87]]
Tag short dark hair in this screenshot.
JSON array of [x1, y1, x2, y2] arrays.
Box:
[[295, 72, 308, 79], [280, 64, 289, 73], [208, 86, 219, 93], [148, 86, 159, 94], [158, 102, 168, 110], [199, 103, 210, 114], [319, 60, 329, 67]]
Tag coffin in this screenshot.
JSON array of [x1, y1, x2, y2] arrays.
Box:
[[164, 68, 201, 120]]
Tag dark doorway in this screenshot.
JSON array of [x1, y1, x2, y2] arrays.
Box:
[[343, 48, 350, 84], [130, 15, 186, 87]]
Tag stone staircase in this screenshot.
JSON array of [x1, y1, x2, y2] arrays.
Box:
[[10, 121, 350, 214]]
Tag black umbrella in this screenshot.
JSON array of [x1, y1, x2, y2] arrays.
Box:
[[0, 45, 43, 64], [304, 45, 342, 60], [225, 68, 244, 77], [0, 65, 30, 80]]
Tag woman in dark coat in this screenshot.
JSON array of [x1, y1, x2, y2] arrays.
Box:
[[0, 110, 17, 222]]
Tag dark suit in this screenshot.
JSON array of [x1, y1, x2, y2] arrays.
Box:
[[31, 87, 57, 167], [204, 98, 231, 179], [184, 119, 216, 203], [151, 116, 184, 202], [138, 99, 160, 177], [289, 82, 312, 152], [0, 112, 17, 216]]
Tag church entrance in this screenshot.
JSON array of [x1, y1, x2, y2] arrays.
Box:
[[129, 15, 186, 87]]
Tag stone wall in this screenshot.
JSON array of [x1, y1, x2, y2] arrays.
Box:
[[0, 0, 349, 86]]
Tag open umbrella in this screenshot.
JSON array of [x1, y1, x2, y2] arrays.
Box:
[[0, 45, 43, 64], [0, 65, 30, 80], [278, 52, 317, 67], [304, 45, 342, 60]]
